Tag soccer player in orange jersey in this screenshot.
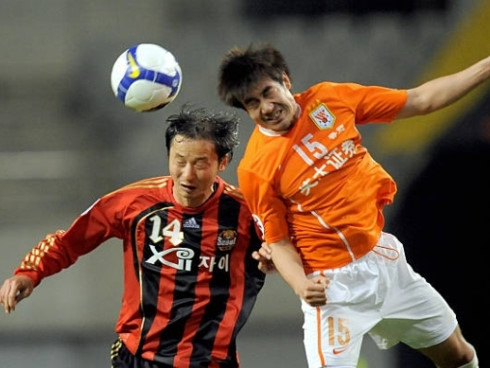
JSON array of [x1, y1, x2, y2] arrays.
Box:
[[218, 44, 490, 368], [0, 105, 266, 368]]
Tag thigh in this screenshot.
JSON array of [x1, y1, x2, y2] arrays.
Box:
[[302, 299, 375, 368], [369, 233, 457, 350], [418, 325, 476, 368], [302, 255, 386, 368]]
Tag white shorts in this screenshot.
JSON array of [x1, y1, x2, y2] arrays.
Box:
[[301, 232, 457, 368]]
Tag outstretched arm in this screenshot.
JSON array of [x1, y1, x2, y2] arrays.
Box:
[[397, 55, 490, 119], [0, 275, 34, 314]]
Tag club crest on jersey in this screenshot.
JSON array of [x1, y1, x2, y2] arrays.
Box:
[[217, 229, 237, 251], [309, 103, 335, 130]]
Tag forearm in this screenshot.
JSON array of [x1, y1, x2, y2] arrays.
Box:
[[268, 239, 308, 296], [14, 230, 79, 286], [398, 55, 490, 118]]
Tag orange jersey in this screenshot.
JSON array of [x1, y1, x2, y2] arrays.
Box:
[[238, 82, 407, 274]]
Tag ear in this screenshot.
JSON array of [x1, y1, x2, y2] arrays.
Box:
[[282, 73, 292, 89], [218, 155, 230, 172]]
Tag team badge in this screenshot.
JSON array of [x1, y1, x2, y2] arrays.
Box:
[[217, 229, 237, 251], [309, 103, 335, 130]]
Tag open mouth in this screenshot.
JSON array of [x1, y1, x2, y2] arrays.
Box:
[[263, 108, 282, 124], [181, 183, 196, 193]]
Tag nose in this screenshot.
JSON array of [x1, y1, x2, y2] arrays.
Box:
[[260, 100, 275, 115], [181, 163, 196, 180]]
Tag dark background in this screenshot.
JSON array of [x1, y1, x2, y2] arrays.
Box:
[[0, 1, 488, 367]]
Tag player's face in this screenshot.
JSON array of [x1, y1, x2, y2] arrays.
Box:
[[241, 74, 300, 134], [169, 135, 227, 207]]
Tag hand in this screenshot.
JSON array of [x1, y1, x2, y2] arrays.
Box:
[[252, 242, 276, 274], [0, 275, 34, 314], [298, 275, 329, 307]]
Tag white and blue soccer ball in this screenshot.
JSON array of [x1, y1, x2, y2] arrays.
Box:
[[111, 43, 182, 112]]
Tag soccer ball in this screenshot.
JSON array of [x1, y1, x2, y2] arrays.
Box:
[[110, 43, 182, 112]]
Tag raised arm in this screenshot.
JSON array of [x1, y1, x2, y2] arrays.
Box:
[[397, 55, 490, 119]]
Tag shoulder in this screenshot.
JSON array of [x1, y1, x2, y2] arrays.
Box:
[[216, 177, 245, 202], [296, 82, 405, 115], [119, 176, 171, 191], [96, 176, 171, 209], [241, 127, 291, 172], [295, 81, 367, 100], [106, 176, 171, 196], [217, 178, 254, 209], [223, 182, 245, 201]]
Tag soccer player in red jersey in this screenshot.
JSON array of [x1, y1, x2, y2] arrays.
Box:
[[0, 105, 266, 368], [218, 44, 490, 367]]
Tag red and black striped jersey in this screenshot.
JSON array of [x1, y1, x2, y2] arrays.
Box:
[[14, 176, 265, 367]]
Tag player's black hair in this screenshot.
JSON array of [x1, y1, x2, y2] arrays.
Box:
[[217, 43, 291, 110], [165, 104, 240, 163]]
